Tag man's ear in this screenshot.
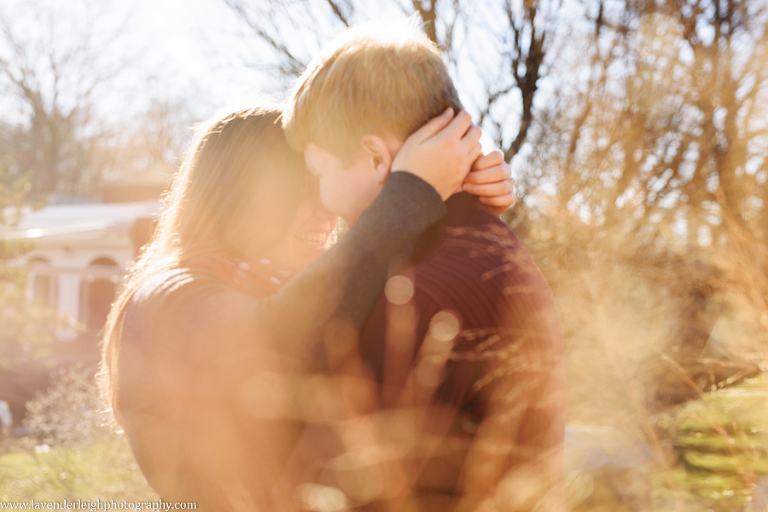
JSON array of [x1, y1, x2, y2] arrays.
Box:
[[361, 135, 393, 184]]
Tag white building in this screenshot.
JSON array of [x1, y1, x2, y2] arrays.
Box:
[[1, 199, 160, 361]]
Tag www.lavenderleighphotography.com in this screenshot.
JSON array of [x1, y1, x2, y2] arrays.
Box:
[[1, 499, 197, 510], [0, 0, 766, 511]]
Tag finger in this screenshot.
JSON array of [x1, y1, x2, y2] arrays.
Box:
[[460, 124, 483, 150], [471, 149, 504, 171], [479, 192, 516, 209], [441, 110, 473, 141], [468, 141, 483, 166], [408, 108, 455, 142], [465, 165, 511, 185], [463, 179, 514, 197]]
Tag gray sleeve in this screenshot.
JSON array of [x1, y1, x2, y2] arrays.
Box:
[[255, 171, 446, 352]]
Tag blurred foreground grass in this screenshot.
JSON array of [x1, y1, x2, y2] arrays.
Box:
[[1, 378, 766, 509], [1, 370, 766, 509]]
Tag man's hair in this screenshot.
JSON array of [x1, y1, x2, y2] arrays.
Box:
[[282, 20, 463, 159]]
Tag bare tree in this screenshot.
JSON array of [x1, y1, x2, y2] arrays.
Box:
[[112, 96, 201, 183], [518, 0, 768, 424], [0, 0, 133, 198], [534, 0, 768, 243]]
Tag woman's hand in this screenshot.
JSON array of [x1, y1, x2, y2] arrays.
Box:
[[463, 149, 516, 215], [392, 108, 482, 201]]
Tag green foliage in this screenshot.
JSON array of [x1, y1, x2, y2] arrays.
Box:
[[21, 365, 110, 448], [0, 158, 56, 366], [0, 272, 57, 366], [654, 375, 768, 510]]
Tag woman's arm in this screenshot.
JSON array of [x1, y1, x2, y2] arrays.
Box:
[[132, 109, 481, 365]]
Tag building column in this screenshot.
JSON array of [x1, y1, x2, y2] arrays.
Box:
[[56, 272, 81, 342]]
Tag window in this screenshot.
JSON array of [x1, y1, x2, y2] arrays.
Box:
[[79, 257, 119, 336]]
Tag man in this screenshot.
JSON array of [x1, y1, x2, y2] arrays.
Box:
[[283, 22, 565, 512]]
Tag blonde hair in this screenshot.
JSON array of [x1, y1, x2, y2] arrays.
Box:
[[99, 105, 308, 425], [282, 21, 463, 159]]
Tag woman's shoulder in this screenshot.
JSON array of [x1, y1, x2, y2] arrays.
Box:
[[124, 267, 236, 339], [121, 265, 278, 370], [131, 267, 223, 309]]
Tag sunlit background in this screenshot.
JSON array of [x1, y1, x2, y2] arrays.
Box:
[[0, 0, 767, 510]]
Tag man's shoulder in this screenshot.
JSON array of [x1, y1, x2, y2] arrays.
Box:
[[410, 218, 556, 323], [415, 218, 540, 287]]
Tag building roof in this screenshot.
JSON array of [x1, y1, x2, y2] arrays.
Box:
[[0, 201, 161, 242]]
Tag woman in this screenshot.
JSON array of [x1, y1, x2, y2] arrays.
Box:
[[99, 105, 514, 511]]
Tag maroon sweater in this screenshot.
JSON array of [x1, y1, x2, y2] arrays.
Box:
[[356, 192, 565, 509]]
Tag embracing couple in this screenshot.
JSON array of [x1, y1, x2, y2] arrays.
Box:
[[100, 22, 565, 512]]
